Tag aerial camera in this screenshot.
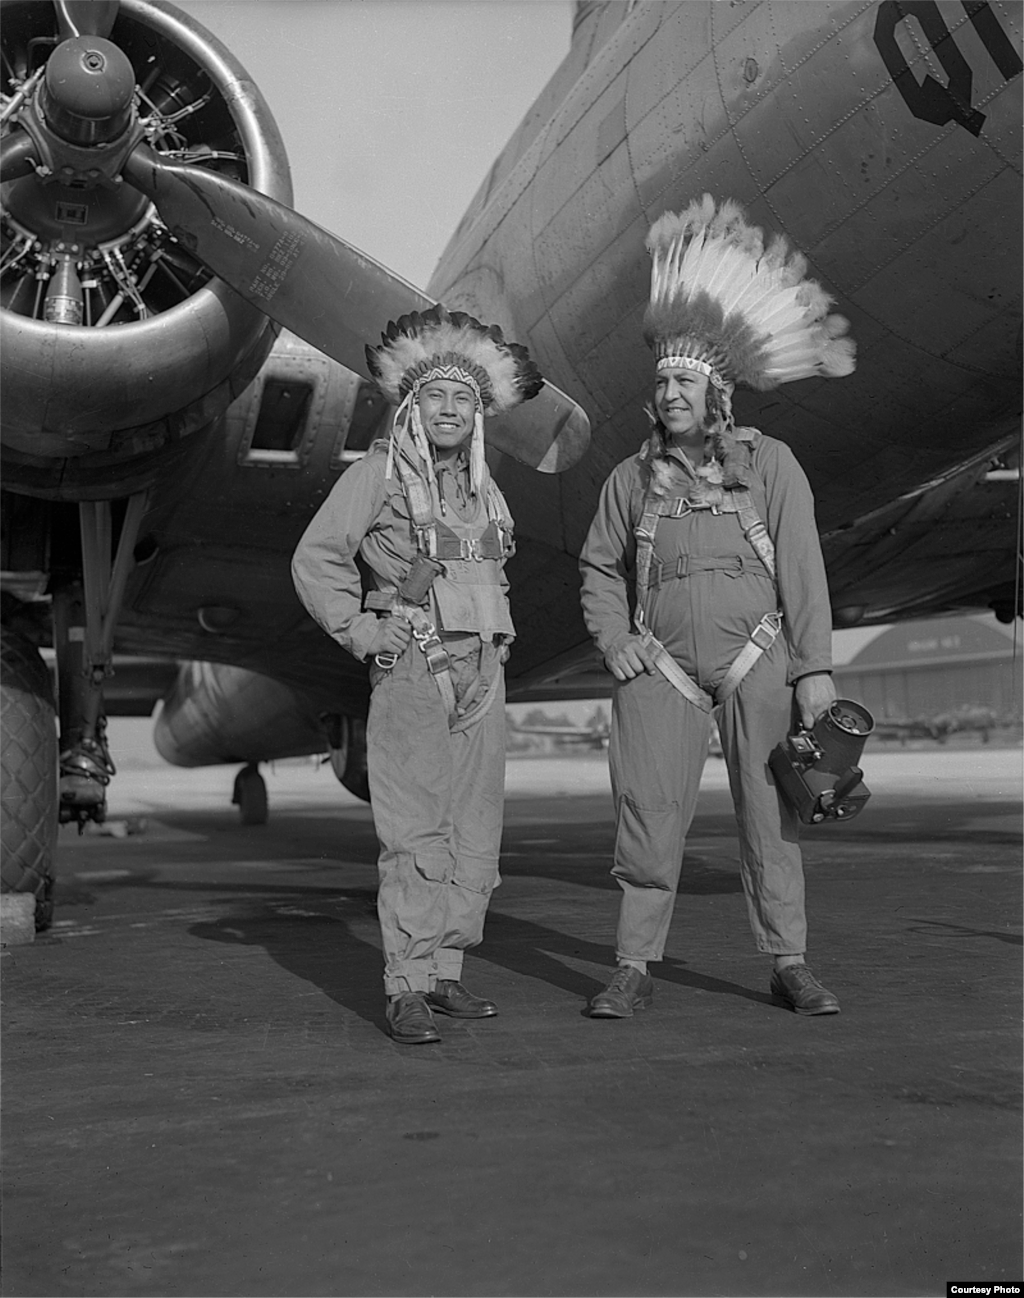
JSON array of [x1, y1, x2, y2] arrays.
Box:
[[769, 699, 874, 824]]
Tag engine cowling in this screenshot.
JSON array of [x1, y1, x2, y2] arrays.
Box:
[[0, 0, 292, 500], [154, 661, 372, 803], [154, 661, 327, 767]]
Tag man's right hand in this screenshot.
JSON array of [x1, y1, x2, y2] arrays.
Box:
[[369, 615, 413, 659], [604, 635, 659, 681]]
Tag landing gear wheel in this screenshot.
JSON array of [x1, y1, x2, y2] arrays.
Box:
[[232, 762, 268, 825], [1, 627, 58, 930], [324, 714, 371, 803]]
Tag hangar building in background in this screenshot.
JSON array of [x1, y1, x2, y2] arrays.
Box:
[[833, 616, 1020, 725]]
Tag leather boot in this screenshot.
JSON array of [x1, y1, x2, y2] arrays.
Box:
[[770, 964, 840, 1015], [426, 980, 498, 1018], [386, 992, 441, 1043], [587, 966, 654, 1018]]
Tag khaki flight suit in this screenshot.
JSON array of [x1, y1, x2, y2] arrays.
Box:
[[579, 433, 833, 960], [292, 444, 513, 995]]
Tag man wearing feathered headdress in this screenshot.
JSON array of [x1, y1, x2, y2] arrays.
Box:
[[292, 306, 543, 1044], [579, 196, 856, 1020]]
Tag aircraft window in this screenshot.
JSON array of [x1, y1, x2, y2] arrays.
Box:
[[249, 379, 313, 455], [334, 381, 389, 465]]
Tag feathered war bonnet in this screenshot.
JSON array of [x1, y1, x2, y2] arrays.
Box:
[[643, 194, 855, 429], [365, 305, 544, 494]]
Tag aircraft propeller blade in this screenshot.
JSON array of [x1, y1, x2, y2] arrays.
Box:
[[54, 0, 119, 40], [121, 143, 590, 472], [123, 145, 432, 374]]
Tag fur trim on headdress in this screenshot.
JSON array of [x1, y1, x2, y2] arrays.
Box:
[[365, 305, 544, 415], [643, 194, 855, 390]]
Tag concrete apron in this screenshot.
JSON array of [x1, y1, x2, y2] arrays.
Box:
[[2, 751, 1021, 1297]]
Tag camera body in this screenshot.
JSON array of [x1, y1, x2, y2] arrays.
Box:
[[769, 699, 874, 825]]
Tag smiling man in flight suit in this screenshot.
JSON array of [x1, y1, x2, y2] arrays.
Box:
[[579, 196, 856, 1020], [292, 307, 543, 1044]]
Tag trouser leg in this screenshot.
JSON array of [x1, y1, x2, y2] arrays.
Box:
[[716, 636, 807, 955], [609, 670, 709, 962], [368, 643, 505, 995], [436, 668, 506, 982], [369, 646, 455, 995]]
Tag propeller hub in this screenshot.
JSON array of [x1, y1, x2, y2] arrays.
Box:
[[41, 36, 135, 145]]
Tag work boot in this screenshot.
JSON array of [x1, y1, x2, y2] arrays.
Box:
[[587, 965, 654, 1018], [386, 992, 441, 1044], [770, 964, 840, 1015], [426, 980, 498, 1018]]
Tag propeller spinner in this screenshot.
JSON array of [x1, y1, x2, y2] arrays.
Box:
[[39, 33, 135, 145]]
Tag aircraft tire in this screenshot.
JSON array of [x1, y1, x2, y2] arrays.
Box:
[[328, 715, 371, 804], [232, 763, 268, 825], [0, 627, 58, 930]]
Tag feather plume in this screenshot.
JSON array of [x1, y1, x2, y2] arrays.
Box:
[[366, 305, 544, 414], [643, 194, 856, 390]]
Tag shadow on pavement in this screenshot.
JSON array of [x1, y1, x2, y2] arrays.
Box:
[[189, 889, 384, 1030]]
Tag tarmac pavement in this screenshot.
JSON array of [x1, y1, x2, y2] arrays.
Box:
[[2, 740, 1021, 1297]]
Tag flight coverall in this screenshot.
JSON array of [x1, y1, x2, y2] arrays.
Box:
[[291, 444, 513, 995], [579, 431, 833, 961]]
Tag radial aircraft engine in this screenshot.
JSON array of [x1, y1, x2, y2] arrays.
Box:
[[0, 0, 588, 926]]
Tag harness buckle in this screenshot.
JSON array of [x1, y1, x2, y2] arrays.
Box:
[[414, 525, 436, 557], [411, 622, 450, 675], [458, 537, 483, 561], [750, 611, 783, 651]]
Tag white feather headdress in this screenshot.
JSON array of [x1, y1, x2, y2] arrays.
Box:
[[643, 194, 855, 391]]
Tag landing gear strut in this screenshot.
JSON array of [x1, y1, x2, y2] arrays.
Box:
[[52, 494, 147, 832]]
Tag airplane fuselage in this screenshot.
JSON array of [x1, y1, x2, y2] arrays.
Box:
[[432, 0, 1022, 641]]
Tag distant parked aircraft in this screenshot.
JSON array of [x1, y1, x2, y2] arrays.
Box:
[[873, 707, 1004, 744]]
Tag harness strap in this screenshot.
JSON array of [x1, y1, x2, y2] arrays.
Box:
[[432, 521, 505, 561], [407, 609, 459, 719], [395, 453, 514, 559], [633, 500, 662, 620], [385, 452, 512, 723], [716, 611, 784, 700], [639, 631, 714, 713], [371, 592, 504, 730], [733, 489, 776, 581], [450, 658, 503, 735], [631, 450, 782, 710], [640, 611, 783, 712], [393, 458, 436, 556], [648, 553, 767, 590], [372, 598, 458, 719], [485, 480, 515, 555]]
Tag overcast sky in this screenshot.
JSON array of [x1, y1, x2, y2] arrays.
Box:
[[174, 0, 573, 288]]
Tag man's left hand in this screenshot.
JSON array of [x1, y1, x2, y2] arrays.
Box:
[[794, 672, 836, 730]]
